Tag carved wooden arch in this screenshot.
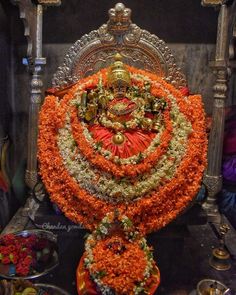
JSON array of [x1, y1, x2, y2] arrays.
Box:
[[52, 3, 187, 90]]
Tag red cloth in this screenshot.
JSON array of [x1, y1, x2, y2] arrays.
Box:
[[89, 125, 156, 158]]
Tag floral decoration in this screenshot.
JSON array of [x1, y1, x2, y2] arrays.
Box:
[[38, 65, 207, 234], [80, 212, 159, 295]]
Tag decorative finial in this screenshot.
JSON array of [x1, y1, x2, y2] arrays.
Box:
[[108, 3, 131, 34], [114, 53, 123, 62], [115, 3, 125, 12]]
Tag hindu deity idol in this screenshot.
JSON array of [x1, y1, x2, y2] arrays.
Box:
[[38, 52, 206, 234], [78, 53, 167, 160]]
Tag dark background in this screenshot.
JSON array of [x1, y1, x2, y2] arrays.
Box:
[[1, 0, 219, 44]]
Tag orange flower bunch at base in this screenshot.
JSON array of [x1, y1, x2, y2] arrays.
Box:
[[77, 212, 160, 295]]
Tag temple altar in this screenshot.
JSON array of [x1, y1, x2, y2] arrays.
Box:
[[0, 1, 236, 294]]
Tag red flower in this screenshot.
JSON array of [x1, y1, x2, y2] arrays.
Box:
[[0, 233, 47, 276], [0, 234, 15, 244], [2, 256, 10, 264]]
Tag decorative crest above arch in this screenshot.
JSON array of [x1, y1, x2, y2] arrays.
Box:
[[52, 3, 187, 89]]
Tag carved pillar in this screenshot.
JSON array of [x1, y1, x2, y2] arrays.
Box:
[[25, 58, 45, 190], [25, 4, 45, 190], [201, 0, 231, 222], [12, 0, 61, 191]]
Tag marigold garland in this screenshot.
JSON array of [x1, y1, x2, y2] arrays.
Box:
[[57, 110, 190, 202], [71, 104, 173, 178], [80, 212, 159, 295], [38, 65, 207, 234]]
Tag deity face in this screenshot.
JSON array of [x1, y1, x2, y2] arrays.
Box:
[[112, 82, 128, 98]]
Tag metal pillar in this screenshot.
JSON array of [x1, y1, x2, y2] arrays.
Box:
[[12, 0, 61, 191], [201, 0, 231, 223]]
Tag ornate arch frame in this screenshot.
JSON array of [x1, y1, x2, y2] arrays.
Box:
[[52, 3, 186, 90]]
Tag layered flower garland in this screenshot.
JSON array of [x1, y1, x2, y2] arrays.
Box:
[[38, 65, 207, 234], [78, 212, 159, 295]]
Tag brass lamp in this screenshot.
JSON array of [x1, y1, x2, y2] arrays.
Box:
[[209, 224, 231, 271], [197, 279, 229, 295]]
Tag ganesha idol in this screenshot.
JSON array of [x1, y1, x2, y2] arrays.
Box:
[[38, 53, 207, 234], [80, 54, 167, 163], [38, 53, 207, 294]]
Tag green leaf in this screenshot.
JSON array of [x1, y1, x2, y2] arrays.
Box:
[[119, 177, 128, 184], [83, 233, 90, 239], [136, 152, 143, 163], [123, 217, 133, 227], [96, 270, 107, 278], [75, 101, 81, 108], [147, 251, 154, 260], [102, 222, 111, 228], [95, 141, 103, 150]]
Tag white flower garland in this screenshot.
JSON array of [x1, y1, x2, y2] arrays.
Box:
[[98, 102, 146, 131], [57, 86, 192, 202]]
